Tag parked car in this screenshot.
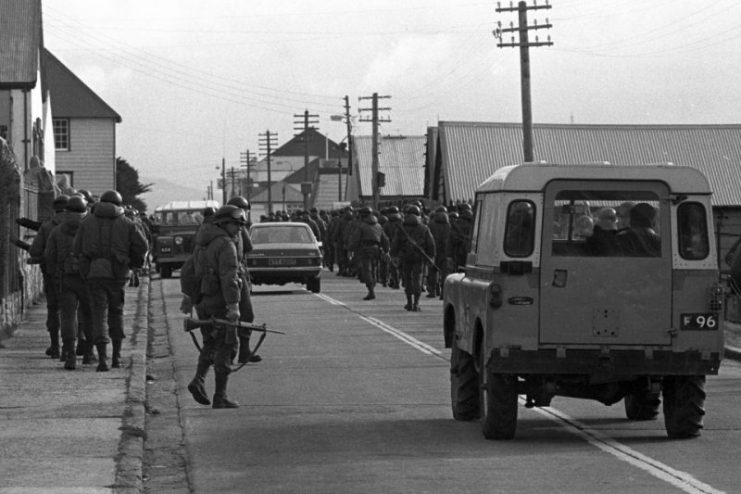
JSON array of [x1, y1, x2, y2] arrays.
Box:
[[246, 222, 323, 293], [151, 200, 219, 278]]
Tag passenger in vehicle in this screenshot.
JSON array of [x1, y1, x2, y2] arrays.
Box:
[[616, 201, 635, 231], [586, 207, 619, 255], [616, 202, 660, 256]]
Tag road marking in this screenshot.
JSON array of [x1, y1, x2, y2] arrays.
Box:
[[530, 403, 725, 494], [314, 293, 444, 358], [359, 316, 445, 357]]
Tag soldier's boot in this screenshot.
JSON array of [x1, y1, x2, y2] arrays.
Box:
[[363, 286, 376, 300], [237, 335, 262, 363], [212, 374, 239, 409], [412, 294, 421, 312], [62, 339, 76, 370], [96, 343, 109, 372], [82, 341, 94, 364], [76, 336, 86, 356], [187, 360, 211, 405], [404, 293, 413, 311], [111, 339, 122, 368], [46, 329, 60, 359]]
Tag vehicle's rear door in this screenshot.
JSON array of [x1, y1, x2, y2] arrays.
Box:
[[539, 180, 672, 346]]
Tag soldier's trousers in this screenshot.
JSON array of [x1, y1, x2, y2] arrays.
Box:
[[88, 278, 126, 344], [42, 273, 60, 335], [59, 275, 92, 346], [401, 260, 425, 296], [196, 307, 238, 377]]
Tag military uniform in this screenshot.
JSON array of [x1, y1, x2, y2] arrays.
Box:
[[45, 196, 91, 370], [349, 207, 389, 300], [391, 206, 435, 311], [383, 207, 403, 289], [427, 207, 451, 299], [29, 195, 68, 358], [449, 207, 474, 271], [73, 191, 149, 371]]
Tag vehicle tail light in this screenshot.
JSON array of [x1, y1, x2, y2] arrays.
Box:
[[488, 282, 503, 309], [708, 283, 723, 312]]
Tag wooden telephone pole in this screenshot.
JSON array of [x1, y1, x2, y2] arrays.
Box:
[[358, 93, 391, 210], [495, 0, 553, 163]]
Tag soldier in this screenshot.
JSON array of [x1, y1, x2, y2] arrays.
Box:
[[226, 196, 260, 364], [324, 210, 340, 272], [449, 204, 474, 271], [334, 207, 354, 276], [186, 205, 247, 408], [45, 196, 91, 370], [383, 206, 403, 289], [73, 190, 148, 371], [29, 194, 69, 359], [427, 205, 451, 299], [390, 205, 435, 312], [349, 206, 389, 300]]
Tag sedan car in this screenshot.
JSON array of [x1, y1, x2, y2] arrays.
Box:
[[246, 222, 323, 293]]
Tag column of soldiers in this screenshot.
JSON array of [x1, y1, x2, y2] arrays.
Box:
[[27, 189, 149, 371]]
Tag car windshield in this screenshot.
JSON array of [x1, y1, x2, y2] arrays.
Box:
[[156, 210, 203, 226], [251, 225, 313, 244]]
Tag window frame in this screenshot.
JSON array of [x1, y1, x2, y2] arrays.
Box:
[[53, 118, 70, 151]]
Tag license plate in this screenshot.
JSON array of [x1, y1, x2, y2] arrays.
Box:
[[268, 258, 296, 266], [680, 313, 718, 330], [160, 247, 172, 253]]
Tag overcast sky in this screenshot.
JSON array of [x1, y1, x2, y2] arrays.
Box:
[[42, 0, 741, 202]]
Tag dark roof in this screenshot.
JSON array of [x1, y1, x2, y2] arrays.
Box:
[[273, 127, 347, 160], [282, 158, 321, 184], [41, 48, 122, 122], [437, 121, 741, 207], [353, 135, 427, 197], [0, 0, 42, 89]]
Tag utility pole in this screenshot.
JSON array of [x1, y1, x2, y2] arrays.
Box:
[[359, 93, 391, 210], [258, 131, 278, 213], [293, 110, 320, 210], [239, 149, 255, 202], [344, 95, 353, 177], [495, 0, 553, 163], [221, 157, 226, 205]]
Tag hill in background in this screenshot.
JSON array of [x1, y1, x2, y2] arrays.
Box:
[[140, 176, 211, 212]]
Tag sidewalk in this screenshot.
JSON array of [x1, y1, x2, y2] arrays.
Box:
[[0, 277, 149, 494]]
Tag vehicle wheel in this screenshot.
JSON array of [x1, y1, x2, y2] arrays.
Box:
[[450, 344, 479, 421], [624, 387, 661, 421], [160, 265, 172, 279], [662, 375, 706, 439], [307, 277, 321, 293], [480, 348, 518, 439]]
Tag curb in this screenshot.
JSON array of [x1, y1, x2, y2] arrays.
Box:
[[115, 275, 151, 493]]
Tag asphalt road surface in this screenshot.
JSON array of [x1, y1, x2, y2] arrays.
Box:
[[143, 270, 741, 494]]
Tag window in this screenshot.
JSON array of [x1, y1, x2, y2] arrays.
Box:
[[504, 200, 535, 257], [53, 118, 69, 151], [677, 202, 709, 260], [551, 190, 661, 257]]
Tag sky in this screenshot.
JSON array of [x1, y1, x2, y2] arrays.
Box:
[[41, 0, 741, 204]]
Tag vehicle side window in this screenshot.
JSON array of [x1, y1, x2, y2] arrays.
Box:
[[678, 202, 709, 260], [504, 200, 535, 257]]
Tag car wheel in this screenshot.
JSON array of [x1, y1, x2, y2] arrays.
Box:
[[624, 386, 660, 421], [662, 375, 706, 439], [480, 346, 518, 440], [450, 344, 479, 421], [307, 277, 321, 293]]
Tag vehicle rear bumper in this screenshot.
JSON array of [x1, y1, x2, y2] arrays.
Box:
[[250, 267, 322, 284], [487, 348, 722, 375]]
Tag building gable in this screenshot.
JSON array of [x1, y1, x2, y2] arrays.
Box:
[[0, 0, 41, 89]]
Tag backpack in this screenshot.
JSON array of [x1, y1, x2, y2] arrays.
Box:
[[180, 248, 205, 304], [62, 251, 81, 275]]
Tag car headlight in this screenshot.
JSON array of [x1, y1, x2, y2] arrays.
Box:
[[174, 236, 184, 245]]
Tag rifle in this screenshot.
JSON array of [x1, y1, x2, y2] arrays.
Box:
[[396, 223, 438, 269], [183, 317, 285, 371], [16, 217, 42, 231]]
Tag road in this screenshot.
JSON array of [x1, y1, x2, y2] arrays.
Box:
[[143, 270, 741, 494]]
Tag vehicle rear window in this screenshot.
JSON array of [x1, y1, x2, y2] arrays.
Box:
[[251, 226, 313, 244], [677, 202, 709, 260], [551, 190, 662, 257]]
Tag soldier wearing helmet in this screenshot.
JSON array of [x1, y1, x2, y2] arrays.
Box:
[[382, 205, 403, 289], [349, 206, 389, 300], [224, 196, 259, 364], [185, 204, 246, 409], [73, 190, 149, 372], [449, 204, 474, 271], [427, 205, 451, 299], [44, 195, 92, 370], [390, 204, 435, 311], [29, 194, 70, 359]]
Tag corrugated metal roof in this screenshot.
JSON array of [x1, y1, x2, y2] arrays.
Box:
[[353, 135, 426, 197], [0, 0, 41, 88], [42, 49, 122, 122], [438, 122, 741, 206]]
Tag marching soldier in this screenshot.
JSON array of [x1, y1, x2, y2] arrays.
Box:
[[73, 190, 148, 371], [390, 205, 435, 312], [449, 204, 474, 271], [186, 205, 247, 408], [349, 206, 389, 300], [383, 206, 403, 289], [427, 205, 451, 299], [45, 195, 91, 370], [29, 194, 69, 359]]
